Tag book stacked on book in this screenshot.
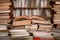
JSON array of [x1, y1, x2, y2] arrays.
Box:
[[0, 0, 11, 36], [25, 24, 38, 31], [0, 24, 9, 36], [9, 29, 30, 37], [33, 31, 55, 40], [13, 0, 51, 8], [38, 24, 53, 31]]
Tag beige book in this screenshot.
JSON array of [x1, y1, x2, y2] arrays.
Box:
[[0, 3, 11, 6], [0, 16, 10, 19], [38, 24, 53, 31], [13, 20, 31, 26], [54, 20, 60, 24], [25, 24, 38, 31]]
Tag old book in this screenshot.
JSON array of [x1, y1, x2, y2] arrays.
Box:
[[36, 0, 40, 7], [25, 24, 38, 31], [0, 3, 11, 6], [0, 25, 8, 30], [33, 31, 53, 38], [0, 31, 8, 36], [13, 10, 21, 18], [0, 13, 9, 16], [57, 24, 60, 29], [29, 16, 45, 21], [56, 1, 60, 4], [0, 16, 10, 19], [9, 29, 29, 37], [0, 0, 10, 2], [22, 9, 25, 16], [12, 26, 25, 29], [25, 9, 29, 16], [13, 20, 31, 26], [32, 20, 51, 24], [0, 6, 10, 10], [38, 24, 53, 31], [13, 0, 22, 8], [0, 19, 11, 23], [0, 10, 11, 13], [53, 20, 60, 24]]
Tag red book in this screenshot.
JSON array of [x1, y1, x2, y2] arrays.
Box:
[[34, 37, 40, 40]]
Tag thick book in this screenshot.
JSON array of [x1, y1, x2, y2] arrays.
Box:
[[13, 20, 31, 26], [0, 16, 10, 19], [0, 10, 11, 13], [0, 3, 11, 6], [9, 29, 29, 37], [38, 24, 53, 31], [0, 0, 10, 2], [25, 24, 38, 31], [0, 6, 10, 10]]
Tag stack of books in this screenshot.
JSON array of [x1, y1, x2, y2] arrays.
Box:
[[13, 0, 51, 8], [0, 24, 9, 36], [33, 31, 55, 40], [38, 24, 53, 31], [53, 0, 60, 29], [9, 29, 30, 37], [0, 0, 11, 36]]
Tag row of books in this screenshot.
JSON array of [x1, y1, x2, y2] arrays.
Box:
[[13, 0, 51, 8], [0, 1, 11, 36], [13, 9, 51, 18]]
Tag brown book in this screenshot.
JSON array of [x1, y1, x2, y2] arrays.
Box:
[[57, 24, 60, 29], [13, 20, 31, 26], [0, 6, 10, 10], [32, 20, 51, 24], [0, 10, 11, 13]]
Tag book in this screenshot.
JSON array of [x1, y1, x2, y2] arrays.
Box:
[[0, 25, 8, 30], [22, 9, 25, 16], [0, 10, 11, 13], [0, 6, 10, 10], [38, 24, 53, 31], [0, 16, 10, 19], [0, 3, 11, 6], [56, 1, 60, 4], [25, 24, 38, 31], [0, 13, 9, 16], [25, 9, 29, 16], [13, 9, 21, 18], [13, 20, 31, 26], [0, 0, 10, 2], [9, 29, 29, 37]]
